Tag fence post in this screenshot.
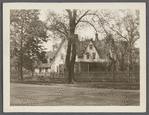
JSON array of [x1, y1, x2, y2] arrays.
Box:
[[79, 62, 81, 73], [112, 64, 115, 82], [128, 64, 130, 83], [88, 64, 89, 72], [113, 70, 115, 82]]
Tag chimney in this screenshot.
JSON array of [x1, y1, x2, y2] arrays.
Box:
[[95, 33, 99, 41], [53, 43, 58, 51]]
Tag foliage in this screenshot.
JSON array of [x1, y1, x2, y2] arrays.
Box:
[[46, 9, 93, 83], [96, 10, 140, 72], [10, 9, 48, 80], [45, 9, 140, 84]]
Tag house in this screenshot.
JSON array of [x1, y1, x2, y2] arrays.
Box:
[[34, 34, 109, 74]]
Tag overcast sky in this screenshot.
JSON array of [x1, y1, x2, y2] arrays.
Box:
[[39, 9, 140, 51], [39, 9, 100, 51]]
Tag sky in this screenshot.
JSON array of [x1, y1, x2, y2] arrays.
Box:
[[39, 9, 140, 51], [39, 9, 98, 51]]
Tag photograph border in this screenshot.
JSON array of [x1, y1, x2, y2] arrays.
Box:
[[3, 2, 146, 113]]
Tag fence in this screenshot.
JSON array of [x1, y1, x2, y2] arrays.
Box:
[[33, 72, 68, 83], [74, 72, 139, 83], [10, 71, 139, 83], [34, 72, 139, 83]]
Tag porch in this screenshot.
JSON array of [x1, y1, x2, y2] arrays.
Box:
[[74, 62, 108, 73]]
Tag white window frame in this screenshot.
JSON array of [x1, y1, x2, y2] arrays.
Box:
[[86, 53, 90, 59], [93, 53, 96, 59]]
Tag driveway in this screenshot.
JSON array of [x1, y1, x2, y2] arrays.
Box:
[[10, 83, 140, 106]]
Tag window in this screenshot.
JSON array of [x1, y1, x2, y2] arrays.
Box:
[[89, 44, 93, 49], [93, 53, 96, 59], [39, 68, 41, 73], [61, 54, 64, 60], [41, 68, 45, 73], [86, 53, 90, 59], [50, 58, 53, 62], [45, 68, 48, 72], [57, 66, 59, 73]]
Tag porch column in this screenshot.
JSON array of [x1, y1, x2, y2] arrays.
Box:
[[79, 62, 81, 73], [88, 64, 89, 72]]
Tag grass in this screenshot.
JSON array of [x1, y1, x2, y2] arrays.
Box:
[[70, 82, 139, 90], [10, 83, 140, 106]]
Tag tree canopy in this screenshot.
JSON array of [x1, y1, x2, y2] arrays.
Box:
[[45, 9, 140, 83], [10, 9, 48, 80]]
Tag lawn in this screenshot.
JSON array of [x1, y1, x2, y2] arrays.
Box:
[[10, 83, 140, 106]]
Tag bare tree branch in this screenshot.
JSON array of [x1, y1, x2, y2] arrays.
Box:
[[75, 10, 90, 26], [91, 13, 109, 35], [49, 26, 67, 37], [55, 28, 67, 37], [109, 27, 129, 42], [57, 21, 68, 35], [79, 20, 98, 33]]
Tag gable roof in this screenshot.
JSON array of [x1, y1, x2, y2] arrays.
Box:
[[52, 39, 65, 59], [37, 38, 109, 68], [76, 40, 90, 57], [46, 39, 65, 67], [35, 39, 65, 68], [46, 51, 56, 59], [93, 39, 109, 59], [76, 39, 107, 59]]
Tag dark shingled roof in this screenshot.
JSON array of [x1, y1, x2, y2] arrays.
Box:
[[76, 40, 90, 57], [46, 51, 55, 59], [41, 39, 65, 68], [93, 39, 109, 59], [76, 39, 109, 59], [37, 39, 109, 68], [36, 39, 65, 68]]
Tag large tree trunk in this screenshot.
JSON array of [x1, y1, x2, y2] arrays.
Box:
[[70, 35, 78, 83], [65, 37, 72, 84], [65, 9, 77, 84]]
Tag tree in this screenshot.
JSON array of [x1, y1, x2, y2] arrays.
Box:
[[109, 10, 140, 81], [46, 9, 92, 83], [46, 9, 140, 83], [88, 10, 120, 75], [10, 10, 48, 80], [93, 10, 140, 70], [93, 10, 140, 82]]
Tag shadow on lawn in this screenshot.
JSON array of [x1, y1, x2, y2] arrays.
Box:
[[11, 80, 140, 90]]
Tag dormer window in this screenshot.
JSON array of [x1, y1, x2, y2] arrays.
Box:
[[89, 44, 93, 49], [86, 53, 90, 59], [45, 68, 48, 72], [93, 53, 96, 59]]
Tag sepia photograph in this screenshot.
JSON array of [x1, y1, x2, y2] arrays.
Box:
[[3, 3, 146, 112]]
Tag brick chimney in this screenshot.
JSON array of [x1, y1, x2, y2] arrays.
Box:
[[95, 33, 99, 41]]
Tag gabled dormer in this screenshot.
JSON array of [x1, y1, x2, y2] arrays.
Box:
[[75, 39, 104, 62]]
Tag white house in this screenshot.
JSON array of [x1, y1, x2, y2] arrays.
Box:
[[34, 36, 109, 74]]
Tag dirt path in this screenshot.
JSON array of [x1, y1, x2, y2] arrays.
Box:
[[10, 83, 140, 106]]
